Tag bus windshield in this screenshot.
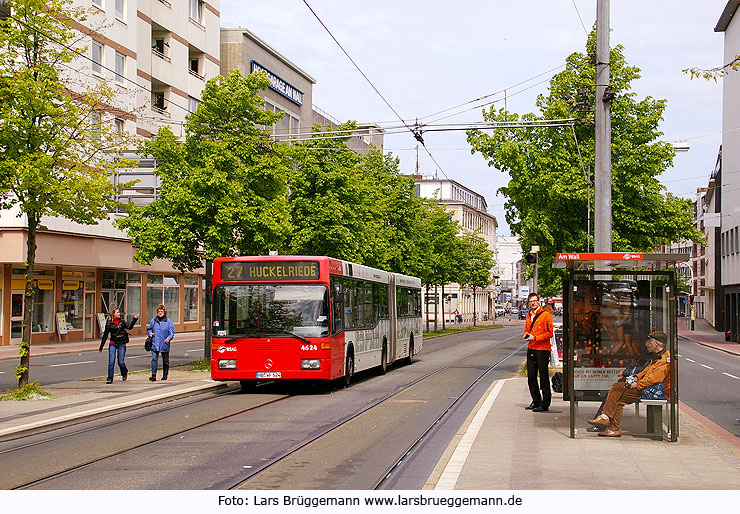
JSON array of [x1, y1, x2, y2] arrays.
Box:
[[213, 284, 330, 339]]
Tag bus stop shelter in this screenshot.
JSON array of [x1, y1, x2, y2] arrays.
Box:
[[554, 252, 687, 441]]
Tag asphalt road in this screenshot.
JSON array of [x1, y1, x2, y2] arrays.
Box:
[[7, 327, 525, 490], [677, 339, 740, 436], [0, 341, 210, 390]]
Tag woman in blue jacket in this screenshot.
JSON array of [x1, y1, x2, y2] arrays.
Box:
[[147, 304, 175, 381]]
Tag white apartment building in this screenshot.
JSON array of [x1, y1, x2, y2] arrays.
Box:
[[414, 176, 498, 324], [716, 0, 740, 341], [0, 0, 220, 346]]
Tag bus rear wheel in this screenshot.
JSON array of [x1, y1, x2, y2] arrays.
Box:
[[404, 339, 414, 366], [343, 349, 354, 388], [239, 379, 256, 393], [378, 343, 387, 375]]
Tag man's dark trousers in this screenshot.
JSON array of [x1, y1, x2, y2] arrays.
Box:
[[527, 348, 551, 408]]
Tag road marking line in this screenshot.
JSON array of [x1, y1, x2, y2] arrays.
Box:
[[435, 378, 509, 490], [49, 360, 96, 367], [723, 372, 740, 380], [685, 358, 696, 363], [701, 364, 714, 369]]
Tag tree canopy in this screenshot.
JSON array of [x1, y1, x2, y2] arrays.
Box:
[[467, 31, 703, 295]]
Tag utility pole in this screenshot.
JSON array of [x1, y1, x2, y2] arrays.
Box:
[[594, 0, 612, 255]]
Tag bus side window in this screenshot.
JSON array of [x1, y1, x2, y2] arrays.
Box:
[[332, 280, 344, 333]]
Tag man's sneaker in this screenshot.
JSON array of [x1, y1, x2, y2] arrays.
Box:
[[106, 380, 113, 384], [161, 376, 167, 381], [525, 402, 537, 410], [588, 414, 610, 426], [533, 406, 549, 412], [122, 373, 128, 381], [149, 376, 156, 382]]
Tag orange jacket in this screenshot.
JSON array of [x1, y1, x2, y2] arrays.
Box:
[[525, 307, 554, 351], [636, 349, 671, 399]]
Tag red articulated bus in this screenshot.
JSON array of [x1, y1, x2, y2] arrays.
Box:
[[210, 255, 423, 391]]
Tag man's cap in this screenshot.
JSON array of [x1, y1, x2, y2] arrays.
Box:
[[648, 331, 668, 346]]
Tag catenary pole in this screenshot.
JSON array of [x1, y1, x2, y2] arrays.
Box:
[[594, 0, 612, 256]]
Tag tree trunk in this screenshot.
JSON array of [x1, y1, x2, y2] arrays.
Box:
[[441, 284, 445, 330], [472, 286, 477, 327], [18, 213, 39, 388]]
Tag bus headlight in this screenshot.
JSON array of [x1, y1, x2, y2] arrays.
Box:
[[301, 359, 321, 370], [218, 359, 237, 369]]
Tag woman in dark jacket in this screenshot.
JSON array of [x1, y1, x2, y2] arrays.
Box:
[[99, 307, 139, 384]]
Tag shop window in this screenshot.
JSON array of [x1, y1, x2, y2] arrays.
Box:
[[184, 275, 199, 322], [146, 274, 179, 323], [62, 280, 84, 330], [31, 276, 55, 333], [201, 278, 206, 328]]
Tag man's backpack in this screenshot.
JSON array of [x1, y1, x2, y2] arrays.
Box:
[[551, 371, 563, 393]]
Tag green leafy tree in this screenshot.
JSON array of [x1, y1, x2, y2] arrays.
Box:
[[467, 31, 703, 295], [286, 123, 368, 262], [457, 232, 495, 326], [117, 70, 292, 271], [0, 0, 133, 386]]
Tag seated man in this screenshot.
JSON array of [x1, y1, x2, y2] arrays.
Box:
[[588, 331, 671, 437]]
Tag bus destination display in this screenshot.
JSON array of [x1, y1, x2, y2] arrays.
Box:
[[221, 261, 320, 281]]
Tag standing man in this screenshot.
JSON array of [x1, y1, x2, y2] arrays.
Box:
[[524, 292, 554, 412]]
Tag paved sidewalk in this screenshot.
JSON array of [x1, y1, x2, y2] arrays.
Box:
[[678, 317, 740, 357], [426, 377, 740, 489]]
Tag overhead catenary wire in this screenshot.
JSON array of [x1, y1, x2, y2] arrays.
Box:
[[301, 0, 452, 179]]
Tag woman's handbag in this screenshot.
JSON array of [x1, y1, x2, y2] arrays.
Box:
[[144, 335, 153, 352]]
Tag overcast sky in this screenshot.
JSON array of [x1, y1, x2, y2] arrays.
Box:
[[220, 0, 727, 237]]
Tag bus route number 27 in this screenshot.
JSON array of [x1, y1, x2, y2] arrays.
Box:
[[301, 344, 318, 351]]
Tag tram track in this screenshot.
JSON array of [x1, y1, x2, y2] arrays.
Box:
[[226, 332, 525, 490], [7, 390, 289, 490], [10, 328, 524, 490]]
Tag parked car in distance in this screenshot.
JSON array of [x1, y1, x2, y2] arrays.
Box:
[[510, 307, 519, 315], [495, 305, 506, 317], [518, 308, 529, 320]]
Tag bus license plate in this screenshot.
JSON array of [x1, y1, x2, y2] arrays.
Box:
[[256, 372, 281, 379]]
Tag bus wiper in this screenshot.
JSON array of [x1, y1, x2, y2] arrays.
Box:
[[276, 330, 311, 344], [224, 335, 248, 343]]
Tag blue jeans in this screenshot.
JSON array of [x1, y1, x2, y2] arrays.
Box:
[[107, 343, 128, 381], [151, 350, 170, 378]]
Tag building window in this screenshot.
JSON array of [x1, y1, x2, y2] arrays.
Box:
[[184, 276, 199, 322], [114, 118, 124, 133], [91, 110, 101, 137], [189, 0, 202, 23], [91, 41, 103, 74], [147, 274, 180, 323], [187, 96, 200, 114], [92, 0, 103, 8], [114, 52, 125, 85], [152, 92, 165, 111], [115, 0, 124, 20]]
